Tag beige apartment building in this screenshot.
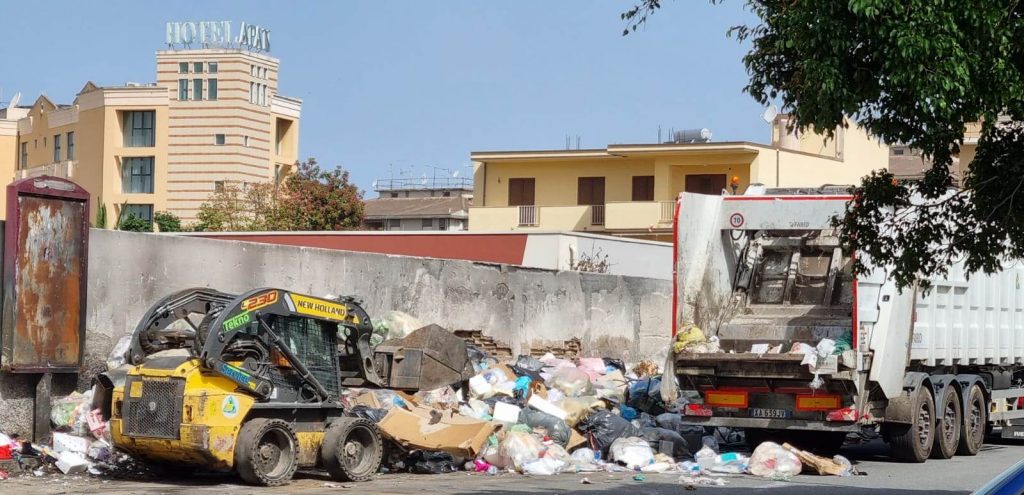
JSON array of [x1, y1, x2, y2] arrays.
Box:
[[469, 116, 890, 242], [0, 46, 300, 225]]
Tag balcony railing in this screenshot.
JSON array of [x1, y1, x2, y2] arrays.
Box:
[[590, 204, 605, 225], [518, 205, 538, 226], [660, 201, 675, 223], [17, 160, 75, 181]]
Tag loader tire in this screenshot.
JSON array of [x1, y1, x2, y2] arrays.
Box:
[[957, 384, 986, 456], [931, 388, 961, 459], [323, 417, 383, 482], [235, 418, 299, 486], [886, 386, 935, 463]]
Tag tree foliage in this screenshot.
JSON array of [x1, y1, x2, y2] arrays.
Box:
[[191, 158, 365, 232], [117, 214, 152, 232], [153, 211, 183, 232], [95, 200, 107, 229], [625, 0, 1024, 289]]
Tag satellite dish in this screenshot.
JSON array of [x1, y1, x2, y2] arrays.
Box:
[[7, 92, 21, 109], [761, 105, 778, 124]]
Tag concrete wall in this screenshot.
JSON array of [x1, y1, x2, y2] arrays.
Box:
[[0, 229, 672, 436]]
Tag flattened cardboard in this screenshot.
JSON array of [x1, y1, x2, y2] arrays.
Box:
[[378, 405, 498, 458]]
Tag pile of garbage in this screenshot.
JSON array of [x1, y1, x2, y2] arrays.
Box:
[[343, 339, 858, 480], [0, 389, 143, 481]]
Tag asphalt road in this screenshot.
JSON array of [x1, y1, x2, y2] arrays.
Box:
[[4, 437, 1022, 494]]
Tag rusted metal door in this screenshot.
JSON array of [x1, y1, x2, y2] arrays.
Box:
[[1, 177, 90, 372]]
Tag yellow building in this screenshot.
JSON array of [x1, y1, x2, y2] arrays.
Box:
[[2, 34, 300, 225], [469, 116, 889, 241]]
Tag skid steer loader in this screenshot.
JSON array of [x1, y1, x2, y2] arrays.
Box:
[[95, 287, 473, 486]]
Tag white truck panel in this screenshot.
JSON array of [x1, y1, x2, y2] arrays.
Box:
[[912, 263, 1024, 366]]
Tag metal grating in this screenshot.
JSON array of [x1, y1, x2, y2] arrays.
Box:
[[275, 316, 340, 397], [123, 378, 185, 439]]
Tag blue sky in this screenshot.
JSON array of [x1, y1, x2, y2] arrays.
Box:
[[0, 1, 765, 197]]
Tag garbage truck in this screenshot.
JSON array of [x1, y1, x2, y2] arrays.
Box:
[[672, 187, 1024, 462]]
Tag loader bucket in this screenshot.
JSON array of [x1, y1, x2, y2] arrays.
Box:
[[374, 324, 474, 391]]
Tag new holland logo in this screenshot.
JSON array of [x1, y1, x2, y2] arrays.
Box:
[[290, 294, 348, 321]]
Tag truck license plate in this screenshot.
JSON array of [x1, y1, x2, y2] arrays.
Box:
[[750, 408, 792, 419]]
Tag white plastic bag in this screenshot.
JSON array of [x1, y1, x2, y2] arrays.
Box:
[[748, 441, 802, 480], [708, 451, 748, 474], [548, 367, 593, 397], [500, 431, 543, 471], [522, 457, 566, 475], [609, 436, 655, 469]]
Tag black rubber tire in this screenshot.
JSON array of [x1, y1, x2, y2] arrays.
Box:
[[957, 385, 987, 456], [322, 417, 383, 482], [931, 388, 962, 459], [886, 386, 935, 463], [234, 418, 299, 486]]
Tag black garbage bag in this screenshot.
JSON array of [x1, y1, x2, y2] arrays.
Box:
[[626, 377, 667, 415], [633, 412, 657, 429], [348, 405, 388, 423], [602, 357, 626, 374], [519, 407, 571, 446], [576, 410, 641, 453], [640, 426, 692, 460], [406, 450, 458, 474], [515, 355, 545, 372], [654, 412, 705, 453]]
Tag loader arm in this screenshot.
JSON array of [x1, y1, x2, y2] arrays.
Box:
[[126, 287, 236, 365]]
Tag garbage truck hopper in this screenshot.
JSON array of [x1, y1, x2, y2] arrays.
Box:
[[673, 189, 1024, 462]]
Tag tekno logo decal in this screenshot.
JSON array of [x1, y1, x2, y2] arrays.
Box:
[[729, 212, 745, 228], [222, 395, 240, 419]]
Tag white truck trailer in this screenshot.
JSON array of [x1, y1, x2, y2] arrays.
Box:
[[673, 188, 1024, 462]]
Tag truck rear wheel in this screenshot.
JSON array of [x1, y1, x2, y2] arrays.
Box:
[[957, 384, 986, 456], [931, 389, 961, 459], [886, 386, 935, 462], [235, 418, 299, 486], [322, 417, 383, 482]]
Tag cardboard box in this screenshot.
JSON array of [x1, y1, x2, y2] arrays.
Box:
[[378, 405, 498, 458]]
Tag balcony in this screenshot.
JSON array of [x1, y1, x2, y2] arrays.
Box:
[[17, 160, 76, 181], [604, 201, 675, 231], [470, 205, 605, 231]]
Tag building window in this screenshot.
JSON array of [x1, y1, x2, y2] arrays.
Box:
[[262, 67, 268, 79], [214, 134, 226, 146], [893, 148, 905, 156], [208, 62, 218, 74], [53, 134, 61, 162], [178, 78, 189, 100], [123, 204, 154, 223], [365, 220, 384, 231], [442, 191, 451, 197], [123, 111, 155, 147], [421, 218, 433, 229], [20, 142, 27, 169], [259, 84, 266, 105], [121, 157, 154, 194], [632, 176, 655, 201], [577, 177, 606, 205], [251, 65, 257, 77], [243, 135, 249, 147], [387, 219, 401, 230], [193, 62, 203, 73], [207, 78, 218, 100], [250, 82, 255, 103], [439, 218, 450, 231], [67, 131, 75, 160], [215, 180, 225, 192], [684, 174, 727, 195], [178, 62, 188, 74], [508, 178, 536, 206], [193, 78, 204, 100], [43, 136, 47, 147], [390, 192, 398, 198]]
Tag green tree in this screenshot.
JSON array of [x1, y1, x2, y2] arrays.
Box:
[[189, 158, 364, 232], [153, 211, 183, 232], [624, 1, 1024, 289], [277, 158, 364, 231], [95, 200, 107, 229], [118, 214, 152, 232]]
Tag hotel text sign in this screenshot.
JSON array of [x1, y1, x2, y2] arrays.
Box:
[[165, 21, 271, 52]]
